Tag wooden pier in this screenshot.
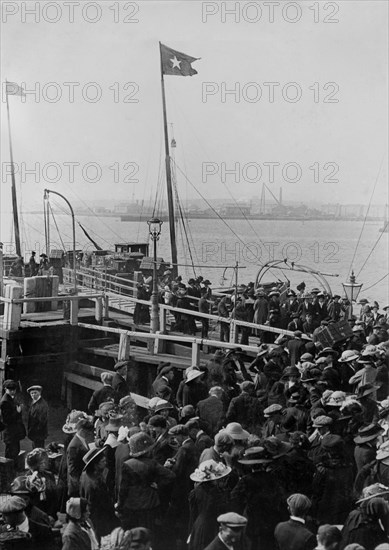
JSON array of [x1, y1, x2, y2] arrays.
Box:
[[0, 268, 310, 412]]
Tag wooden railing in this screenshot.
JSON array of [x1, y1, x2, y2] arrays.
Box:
[[63, 266, 312, 343], [0, 292, 106, 329], [77, 321, 261, 366]]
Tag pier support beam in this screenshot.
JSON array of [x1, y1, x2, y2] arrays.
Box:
[[118, 333, 131, 361]]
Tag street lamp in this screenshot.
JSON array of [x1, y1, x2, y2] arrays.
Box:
[[147, 217, 163, 333], [342, 270, 363, 321]]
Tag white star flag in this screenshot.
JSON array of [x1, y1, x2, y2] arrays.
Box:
[[160, 43, 199, 77]]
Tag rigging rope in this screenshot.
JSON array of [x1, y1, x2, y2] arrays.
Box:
[[168, 88, 276, 252], [347, 155, 385, 279], [362, 272, 389, 292], [356, 221, 388, 278], [49, 202, 67, 251]]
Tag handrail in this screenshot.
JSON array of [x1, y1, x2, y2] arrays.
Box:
[[77, 322, 261, 353], [0, 293, 104, 304], [62, 269, 312, 340]]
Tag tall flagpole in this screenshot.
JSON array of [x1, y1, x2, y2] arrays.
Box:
[[5, 81, 21, 257], [159, 42, 178, 279]]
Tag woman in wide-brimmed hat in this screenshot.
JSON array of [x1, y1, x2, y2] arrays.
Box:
[[188, 460, 231, 550], [354, 423, 385, 473], [25, 448, 58, 519], [341, 484, 389, 550], [311, 434, 354, 525], [79, 446, 118, 541], [356, 384, 380, 425], [57, 410, 91, 512], [231, 446, 286, 549], [116, 432, 175, 531]]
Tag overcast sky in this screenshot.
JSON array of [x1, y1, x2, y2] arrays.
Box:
[[1, 0, 388, 232]]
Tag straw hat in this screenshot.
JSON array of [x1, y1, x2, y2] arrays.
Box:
[[62, 410, 90, 434], [354, 423, 384, 444], [185, 370, 204, 383], [155, 399, 174, 413], [238, 446, 272, 465], [224, 422, 250, 440], [356, 483, 389, 504], [377, 441, 389, 462], [190, 459, 231, 483], [82, 447, 106, 471], [327, 391, 347, 407], [338, 350, 360, 363], [356, 384, 380, 399], [263, 437, 292, 459], [379, 398, 389, 419]]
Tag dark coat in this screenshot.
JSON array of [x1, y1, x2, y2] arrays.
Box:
[[311, 458, 354, 524], [117, 456, 175, 512], [67, 434, 89, 497], [196, 395, 225, 436], [152, 431, 175, 465], [194, 431, 214, 455], [188, 482, 230, 550], [274, 519, 316, 550], [231, 468, 287, 542], [27, 397, 48, 442], [0, 392, 26, 442], [112, 373, 130, 401], [354, 443, 377, 473], [226, 392, 263, 433], [87, 385, 117, 415], [287, 338, 305, 367], [80, 470, 118, 538], [182, 381, 208, 408], [61, 520, 93, 550], [115, 442, 131, 498], [204, 535, 247, 550]]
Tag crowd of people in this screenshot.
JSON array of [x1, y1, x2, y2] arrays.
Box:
[[135, 273, 388, 346], [8, 252, 51, 278], [0, 283, 388, 550]]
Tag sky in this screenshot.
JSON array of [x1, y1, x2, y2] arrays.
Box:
[[1, 0, 388, 237]]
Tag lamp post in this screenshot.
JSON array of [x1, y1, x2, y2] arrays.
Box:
[[342, 270, 363, 321], [147, 217, 163, 333]]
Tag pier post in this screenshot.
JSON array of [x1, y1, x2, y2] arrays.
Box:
[[95, 297, 103, 324], [103, 295, 109, 319], [118, 333, 131, 361], [70, 299, 78, 326], [191, 341, 200, 367], [159, 308, 167, 334], [229, 319, 239, 344]]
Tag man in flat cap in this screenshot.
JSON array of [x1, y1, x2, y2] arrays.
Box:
[[0, 380, 26, 462], [87, 372, 116, 415], [0, 495, 53, 548], [152, 363, 174, 401], [204, 512, 248, 550], [274, 494, 316, 550], [27, 385, 48, 449], [112, 360, 131, 401], [67, 418, 94, 497]]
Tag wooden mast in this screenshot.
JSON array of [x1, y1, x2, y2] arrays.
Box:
[[5, 82, 21, 257], [159, 42, 178, 278]]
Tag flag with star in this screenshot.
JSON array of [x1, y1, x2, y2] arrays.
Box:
[[160, 43, 199, 77]]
